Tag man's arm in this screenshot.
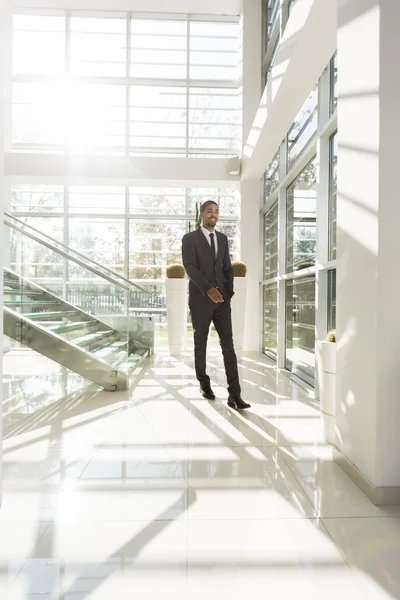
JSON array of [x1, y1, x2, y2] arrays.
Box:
[[182, 233, 211, 295], [223, 236, 234, 289]]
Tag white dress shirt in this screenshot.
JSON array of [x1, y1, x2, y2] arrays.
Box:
[[200, 226, 218, 255]]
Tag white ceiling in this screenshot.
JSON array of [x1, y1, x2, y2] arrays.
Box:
[[11, 0, 242, 16]]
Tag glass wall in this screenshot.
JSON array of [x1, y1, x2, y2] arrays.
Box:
[[12, 12, 239, 157], [264, 202, 278, 280], [286, 276, 316, 386], [11, 185, 239, 317], [261, 52, 337, 387], [286, 157, 317, 272], [287, 86, 318, 169], [329, 132, 337, 260], [263, 284, 278, 357]]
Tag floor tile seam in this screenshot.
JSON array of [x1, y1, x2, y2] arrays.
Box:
[[318, 517, 355, 569], [11, 519, 54, 582], [276, 446, 318, 518]]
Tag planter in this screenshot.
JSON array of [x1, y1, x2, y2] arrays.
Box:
[[317, 340, 336, 444], [231, 276, 247, 352], [166, 278, 187, 355]]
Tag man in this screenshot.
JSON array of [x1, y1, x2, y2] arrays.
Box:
[[181, 201, 250, 410]]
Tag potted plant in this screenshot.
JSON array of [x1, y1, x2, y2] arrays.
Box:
[[165, 264, 187, 355], [317, 330, 336, 444], [231, 261, 247, 353]]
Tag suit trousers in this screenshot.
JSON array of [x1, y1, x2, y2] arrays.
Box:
[[190, 296, 241, 398]]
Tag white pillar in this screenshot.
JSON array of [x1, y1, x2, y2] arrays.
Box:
[[0, 1, 9, 506], [336, 0, 400, 503], [240, 0, 262, 352]]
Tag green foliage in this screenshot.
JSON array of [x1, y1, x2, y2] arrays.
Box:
[[232, 261, 247, 277], [166, 264, 185, 279]]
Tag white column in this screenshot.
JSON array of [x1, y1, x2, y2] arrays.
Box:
[[0, 1, 10, 506], [336, 0, 400, 502], [240, 0, 262, 352]]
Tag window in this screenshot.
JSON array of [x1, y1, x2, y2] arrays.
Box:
[[286, 275, 316, 385], [263, 284, 278, 358], [11, 185, 64, 213], [330, 53, 337, 115], [328, 270, 336, 332], [264, 151, 279, 198], [131, 18, 187, 80], [12, 12, 240, 157], [129, 220, 185, 280], [264, 202, 278, 280], [287, 86, 318, 168], [130, 188, 185, 215], [190, 21, 239, 81], [69, 186, 126, 215], [286, 157, 317, 273], [329, 132, 337, 260], [267, 0, 280, 44]]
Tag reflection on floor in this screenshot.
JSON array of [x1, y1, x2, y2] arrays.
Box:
[[1, 347, 400, 599]]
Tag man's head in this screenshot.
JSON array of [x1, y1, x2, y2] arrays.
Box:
[[200, 201, 219, 231]]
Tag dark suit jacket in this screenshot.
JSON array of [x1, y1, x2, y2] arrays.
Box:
[[182, 228, 234, 306]]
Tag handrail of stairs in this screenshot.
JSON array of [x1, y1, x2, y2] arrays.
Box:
[[4, 212, 150, 295]]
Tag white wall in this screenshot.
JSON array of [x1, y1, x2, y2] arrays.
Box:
[[336, 0, 400, 489]]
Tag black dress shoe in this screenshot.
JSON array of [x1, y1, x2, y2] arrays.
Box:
[[200, 385, 215, 400], [227, 396, 251, 410]]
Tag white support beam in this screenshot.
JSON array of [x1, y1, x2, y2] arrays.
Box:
[[11, 0, 241, 16], [5, 154, 240, 187], [242, 0, 336, 181]]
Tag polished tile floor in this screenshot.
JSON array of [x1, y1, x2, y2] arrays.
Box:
[[1, 346, 400, 599]]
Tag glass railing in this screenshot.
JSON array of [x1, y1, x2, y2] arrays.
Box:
[[3, 217, 156, 389], [4, 213, 164, 317]]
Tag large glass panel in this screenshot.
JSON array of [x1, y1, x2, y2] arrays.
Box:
[[288, 0, 296, 15], [329, 132, 337, 260], [10, 217, 64, 280], [69, 218, 125, 276], [129, 220, 185, 280], [13, 14, 65, 76], [287, 85, 318, 168], [286, 157, 317, 272], [190, 21, 239, 81], [131, 19, 187, 79], [330, 53, 338, 115], [215, 222, 238, 261], [70, 17, 126, 77], [68, 84, 126, 153], [286, 275, 315, 385], [130, 86, 186, 154], [264, 202, 278, 280], [267, 0, 280, 43], [264, 151, 279, 198], [188, 189, 238, 218], [130, 187, 185, 215], [263, 283, 278, 358], [188, 88, 238, 154], [69, 186, 125, 215], [328, 270, 336, 332], [13, 83, 67, 147], [12, 185, 64, 214]]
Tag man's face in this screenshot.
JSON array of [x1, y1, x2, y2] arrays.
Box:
[[201, 203, 219, 229]]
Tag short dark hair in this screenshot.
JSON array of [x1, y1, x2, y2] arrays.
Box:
[[200, 200, 219, 213]]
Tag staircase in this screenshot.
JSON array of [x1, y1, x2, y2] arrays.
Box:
[[3, 214, 156, 391]]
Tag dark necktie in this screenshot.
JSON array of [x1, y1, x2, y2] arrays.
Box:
[[210, 233, 216, 260]]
